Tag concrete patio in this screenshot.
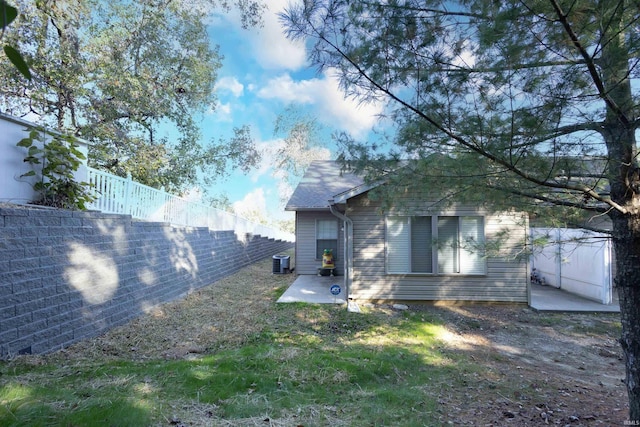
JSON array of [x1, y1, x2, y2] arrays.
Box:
[[278, 275, 621, 313], [530, 283, 620, 313], [277, 275, 347, 304]]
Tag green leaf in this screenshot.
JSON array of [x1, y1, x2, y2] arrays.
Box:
[[0, 1, 18, 29], [23, 156, 40, 164], [3, 45, 32, 80], [19, 170, 36, 177], [71, 147, 86, 159], [49, 145, 65, 153], [16, 137, 33, 148], [27, 146, 42, 156]]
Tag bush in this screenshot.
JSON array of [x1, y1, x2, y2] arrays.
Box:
[[17, 128, 94, 210]]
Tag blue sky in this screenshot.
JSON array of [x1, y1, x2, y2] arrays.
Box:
[[196, 1, 384, 222]]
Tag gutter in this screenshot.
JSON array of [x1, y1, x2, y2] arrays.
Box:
[[329, 201, 353, 306]]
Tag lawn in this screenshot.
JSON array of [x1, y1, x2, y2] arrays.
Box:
[[0, 252, 626, 426]]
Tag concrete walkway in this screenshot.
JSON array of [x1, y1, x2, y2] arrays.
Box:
[[277, 275, 347, 304], [278, 275, 621, 313], [530, 284, 620, 313]]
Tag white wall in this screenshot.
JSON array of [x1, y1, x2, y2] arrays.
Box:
[[0, 113, 89, 204], [531, 228, 613, 304]]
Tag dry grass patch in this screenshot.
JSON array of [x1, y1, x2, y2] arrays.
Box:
[[1, 251, 628, 426], [47, 254, 297, 363]]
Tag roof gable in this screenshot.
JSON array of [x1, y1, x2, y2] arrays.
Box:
[[285, 161, 365, 211]]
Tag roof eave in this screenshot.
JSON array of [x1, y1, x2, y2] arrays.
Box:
[[284, 206, 333, 212], [332, 181, 380, 204]]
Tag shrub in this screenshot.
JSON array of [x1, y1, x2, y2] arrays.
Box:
[[17, 128, 94, 210]]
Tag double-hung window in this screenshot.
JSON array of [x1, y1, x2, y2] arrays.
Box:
[[386, 216, 485, 274], [316, 219, 338, 259]]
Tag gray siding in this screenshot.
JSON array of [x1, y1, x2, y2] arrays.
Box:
[[294, 211, 345, 275], [347, 193, 528, 303]]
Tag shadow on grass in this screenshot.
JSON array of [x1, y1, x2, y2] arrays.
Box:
[[0, 380, 152, 426], [1, 300, 624, 426], [0, 305, 469, 426]]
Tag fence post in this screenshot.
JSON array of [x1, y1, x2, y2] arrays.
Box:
[[124, 173, 132, 216], [159, 186, 168, 223], [555, 229, 562, 289], [603, 237, 613, 304]]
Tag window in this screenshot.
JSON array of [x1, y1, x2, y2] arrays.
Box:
[[316, 219, 338, 259], [386, 216, 485, 274]]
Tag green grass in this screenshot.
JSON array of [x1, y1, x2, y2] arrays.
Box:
[[0, 304, 478, 426], [3, 295, 621, 426], [533, 312, 622, 337], [1, 250, 626, 426], [569, 314, 622, 336]]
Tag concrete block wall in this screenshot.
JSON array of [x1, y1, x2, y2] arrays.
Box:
[[0, 206, 293, 358]]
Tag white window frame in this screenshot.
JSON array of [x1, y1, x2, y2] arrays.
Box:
[[385, 215, 486, 275], [316, 219, 338, 260]]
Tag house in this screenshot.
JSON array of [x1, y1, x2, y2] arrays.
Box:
[[285, 160, 530, 303]]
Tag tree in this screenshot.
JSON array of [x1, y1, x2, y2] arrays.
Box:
[[282, 0, 640, 418], [0, 0, 30, 79], [272, 105, 331, 204], [0, 0, 264, 193]]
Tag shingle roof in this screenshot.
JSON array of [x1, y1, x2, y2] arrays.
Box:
[[285, 161, 365, 211]]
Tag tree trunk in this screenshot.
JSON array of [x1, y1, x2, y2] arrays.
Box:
[[598, 4, 639, 420], [612, 216, 640, 421]]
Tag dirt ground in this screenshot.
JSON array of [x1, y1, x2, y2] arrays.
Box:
[[420, 304, 627, 426], [44, 258, 627, 426]]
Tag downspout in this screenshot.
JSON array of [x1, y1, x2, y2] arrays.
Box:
[[329, 201, 353, 304]]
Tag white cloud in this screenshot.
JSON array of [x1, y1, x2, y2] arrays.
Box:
[[256, 71, 383, 138], [251, 3, 307, 70], [249, 136, 330, 207], [248, 137, 286, 183], [216, 76, 244, 97], [232, 184, 294, 223], [232, 187, 267, 219], [256, 74, 315, 103], [212, 127, 333, 219], [208, 3, 384, 136], [209, 102, 232, 121], [210, 0, 307, 71]]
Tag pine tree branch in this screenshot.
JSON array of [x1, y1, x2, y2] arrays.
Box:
[[320, 33, 630, 213], [548, 0, 632, 126], [488, 185, 609, 213]]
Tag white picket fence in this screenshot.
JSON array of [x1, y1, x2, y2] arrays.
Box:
[[530, 228, 613, 304], [86, 167, 294, 242]]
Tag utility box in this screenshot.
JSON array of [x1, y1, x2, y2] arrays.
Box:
[[272, 254, 290, 274]]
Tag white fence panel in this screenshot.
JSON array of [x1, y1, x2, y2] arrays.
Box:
[[87, 167, 294, 242], [0, 112, 293, 242], [0, 113, 89, 204], [531, 228, 612, 304], [89, 170, 129, 214], [129, 180, 167, 221], [532, 230, 559, 286]]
